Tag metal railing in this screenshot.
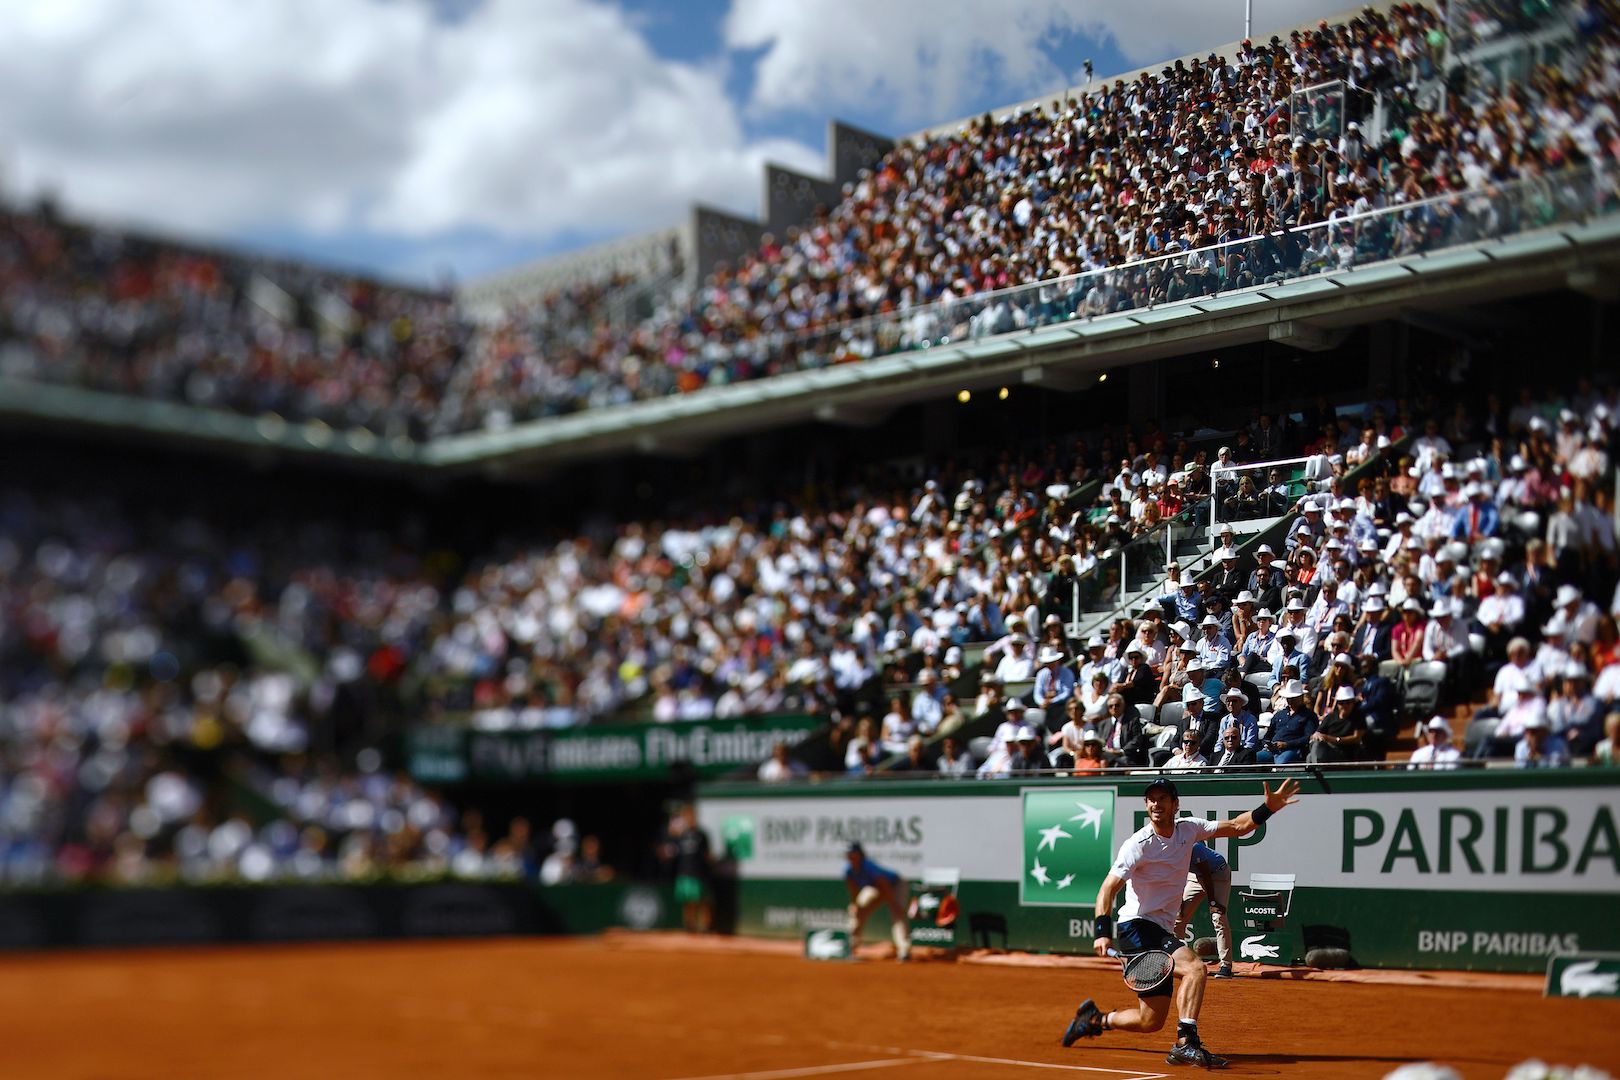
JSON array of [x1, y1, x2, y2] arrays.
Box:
[[1209, 455, 1317, 538], [1063, 494, 1212, 634], [758, 758, 1498, 785], [689, 165, 1615, 383], [1446, 0, 1574, 54]]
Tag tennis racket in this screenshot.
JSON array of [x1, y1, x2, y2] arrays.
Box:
[[1107, 947, 1175, 992]]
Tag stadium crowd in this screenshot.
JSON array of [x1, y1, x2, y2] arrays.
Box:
[[5, 372, 1619, 884], [0, 206, 469, 438], [4, 3, 1618, 434], [874, 378, 1620, 780], [5, 3, 1620, 887]]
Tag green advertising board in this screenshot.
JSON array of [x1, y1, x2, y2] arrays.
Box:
[[1545, 953, 1620, 998], [698, 770, 1620, 974], [1020, 789, 1115, 907], [408, 714, 822, 784]]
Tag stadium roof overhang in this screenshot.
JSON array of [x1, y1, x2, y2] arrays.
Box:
[[5, 214, 1619, 479]]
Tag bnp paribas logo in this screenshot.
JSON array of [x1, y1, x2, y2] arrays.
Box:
[[722, 815, 755, 861], [1020, 789, 1115, 907]]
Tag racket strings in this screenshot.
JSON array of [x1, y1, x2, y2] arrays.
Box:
[[1122, 950, 1174, 991]]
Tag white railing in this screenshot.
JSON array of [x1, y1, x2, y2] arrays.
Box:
[[1209, 455, 1318, 539], [684, 165, 1614, 385]]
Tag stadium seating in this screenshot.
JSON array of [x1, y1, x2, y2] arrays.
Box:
[[4, 2, 1617, 437], [3, 5, 1619, 890]]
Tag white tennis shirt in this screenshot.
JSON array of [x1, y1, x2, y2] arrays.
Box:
[[1111, 817, 1219, 931]]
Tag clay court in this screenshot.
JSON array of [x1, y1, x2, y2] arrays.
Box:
[[4, 934, 1617, 1079]]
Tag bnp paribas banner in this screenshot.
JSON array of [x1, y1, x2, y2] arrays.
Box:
[[1020, 789, 1116, 906], [709, 777, 1619, 896], [699, 771, 1620, 972], [701, 793, 1025, 882]]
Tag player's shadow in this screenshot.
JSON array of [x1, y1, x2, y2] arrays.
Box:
[[1228, 1053, 1426, 1065], [1103, 1047, 1434, 1069]]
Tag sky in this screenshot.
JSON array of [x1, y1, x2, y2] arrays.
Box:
[[0, 0, 1354, 286]]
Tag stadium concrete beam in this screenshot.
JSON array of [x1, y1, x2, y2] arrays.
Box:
[[812, 402, 893, 427], [1567, 266, 1620, 301], [1019, 365, 1092, 392], [0, 377, 425, 475], [5, 215, 1620, 479], [633, 432, 706, 459], [1266, 320, 1347, 352], [1397, 306, 1523, 346]]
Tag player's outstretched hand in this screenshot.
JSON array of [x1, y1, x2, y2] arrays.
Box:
[[1263, 778, 1301, 812]]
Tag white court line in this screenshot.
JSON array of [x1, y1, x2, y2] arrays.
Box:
[[910, 1048, 1166, 1078], [666, 1042, 1167, 1080], [663, 1057, 926, 1080]]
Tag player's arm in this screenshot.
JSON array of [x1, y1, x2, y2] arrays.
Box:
[[1091, 872, 1125, 957], [1208, 779, 1301, 839]]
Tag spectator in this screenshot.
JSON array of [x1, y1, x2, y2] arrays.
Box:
[[1072, 728, 1108, 773], [977, 699, 1030, 777], [846, 717, 878, 774], [1548, 666, 1605, 756], [1408, 716, 1463, 770], [1309, 686, 1365, 764], [899, 734, 930, 773], [571, 835, 615, 884], [1595, 713, 1620, 767], [1209, 725, 1256, 771], [1034, 646, 1077, 713], [1164, 730, 1210, 771], [1392, 598, 1428, 665], [1259, 680, 1315, 765], [758, 742, 807, 783], [1096, 693, 1145, 768], [1113, 642, 1159, 706], [994, 635, 1036, 682], [1515, 715, 1571, 769], [995, 723, 1045, 777], [937, 735, 976, 778], [1357, 655, 1401, 753], [1217, 687, 1260, 750], [1351, 596, 1394, 661]]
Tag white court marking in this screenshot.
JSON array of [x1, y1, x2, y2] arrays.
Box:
[[911, 1048, 1166, 1077], [663, 1044, 1166, 1080], [662, 1058, 923, 1080]]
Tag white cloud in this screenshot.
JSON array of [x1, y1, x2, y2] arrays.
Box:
[[725, 0, 1352, 128], [0, 0, 820, 258]]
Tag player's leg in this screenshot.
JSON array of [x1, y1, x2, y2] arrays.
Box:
[[1089, 918, 1175, 1034], [1171, 944, 1206, 1022], [886, 880, 911, 961], [1174, 878, 1206, 945], [675, 875, 701, 932], [1096, 989, 1171, 1033], [1063, 922, 1171, 1044], [1165, 944, 1228, 1069], [1209, 871, 1233, 976], [697, 885, 713, 933], [848, 885, 879, 948]]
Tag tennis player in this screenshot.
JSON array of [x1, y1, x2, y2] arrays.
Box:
[[844, 842, 911, 962], [1061, 776, 1301, 1068]]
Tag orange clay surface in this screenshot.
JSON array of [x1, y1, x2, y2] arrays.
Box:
[[2, 933, 1617, 1079]]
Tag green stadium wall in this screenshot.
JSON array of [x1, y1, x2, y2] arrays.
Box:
[[696, 770, 1620, 973], [0, 881, 678, 951]]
